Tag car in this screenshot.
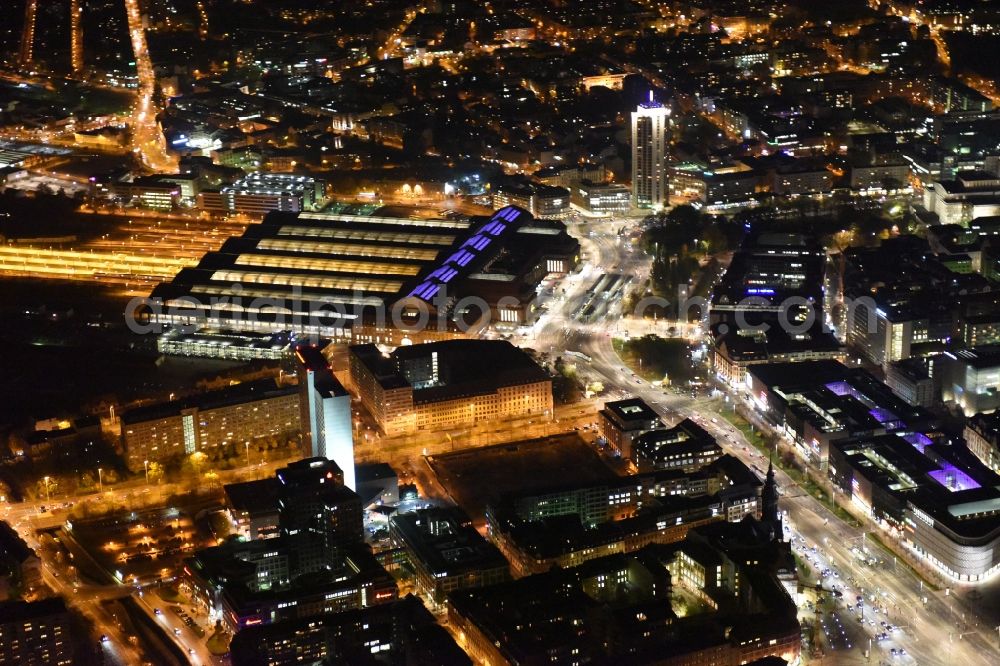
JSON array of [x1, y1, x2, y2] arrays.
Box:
[[154, 608, 162, 615], [188, 649, 195, 655], [100, 635, 109, 643], [174, 628, 182, 635]]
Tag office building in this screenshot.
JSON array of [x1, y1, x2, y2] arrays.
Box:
[[710, 232, 825, 329], [149, 206, 579, 344], [885, 357, 937, 408], [632, 418, 723, 473], [120, 379, 300, 472], [712, 323, 845, 387], [940, 346, 1000, 415], [569, 180, 631, 217], [224, 478, 281, 541], [631, 96, 671, 209], [228, 595, 469, 666], [0, 598, 75, 666], [389, 507, 510, 604], [108, 175, 181, 210], [350, 340, 552, 436], [186, 459, 394, 633], [486, 455, 762, 576], [490, 179, 570, 217], [829, 433, 1000, 582], [669, 161, 758, 210], [746, 360, 937, 469], [296, 345, 355, 489], [843, 237, 968, 368], [198, 172, 324, 217], [598, 398, 664, 460]]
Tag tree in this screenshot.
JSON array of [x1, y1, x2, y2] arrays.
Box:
[[147, 462, 164, 485]]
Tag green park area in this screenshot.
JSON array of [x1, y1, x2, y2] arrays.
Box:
[[613, 335, 698, 386]]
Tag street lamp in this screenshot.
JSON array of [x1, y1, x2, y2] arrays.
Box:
[[43, 476, 51, 502], [245, 442, 250, 467], [98, 467, 103, 493], [144, 460, 149, 485]]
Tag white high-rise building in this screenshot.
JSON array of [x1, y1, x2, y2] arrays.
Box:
[[631, 95, 671, 209], [296, 346, 356, 490]]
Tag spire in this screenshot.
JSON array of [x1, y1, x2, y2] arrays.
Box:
[[761, 451, 782, 542]]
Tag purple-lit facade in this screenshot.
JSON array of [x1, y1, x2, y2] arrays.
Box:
[[829, 433, 1000, 583]]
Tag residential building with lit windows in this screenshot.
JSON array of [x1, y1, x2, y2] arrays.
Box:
[[228, 595, 469, 666], [449, 520, 799, 666], [964, 412, 1000, 475], [120, 379, 300, 472], [350, 340, 553, 436], [0, 598, 75, 666], [149, 206, 578, 344]]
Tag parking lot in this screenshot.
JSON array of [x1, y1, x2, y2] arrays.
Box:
[[68, 506, 208, 585]]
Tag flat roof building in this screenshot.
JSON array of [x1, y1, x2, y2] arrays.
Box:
[[449, 521, 799, 666], [633, 418, 723, 473], [0, 598, 75, 666], [746, 360, 937, 469], [120, 379, 300, 472], [296, 345, 355, 489], [940, 346, 1000, 416], [598, 398, 663, 460], [389, 507, 510, 605], [228, 595, 469, 666], [829, 433, 1000, 582], [486, 455, 762, 576], [350, 339, 552, 436], [198, 172, 324, 217], [186, 459, 392, 633]]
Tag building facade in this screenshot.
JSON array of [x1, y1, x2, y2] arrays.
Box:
[[120, 379, 300, 472], [0, 599, 74, 666], [350, 340, 553, 436], [296, 345, 355, 489], [631, 98, 670, 209]]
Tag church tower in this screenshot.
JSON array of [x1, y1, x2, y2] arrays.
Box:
[[761, 458, 783, 542]]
